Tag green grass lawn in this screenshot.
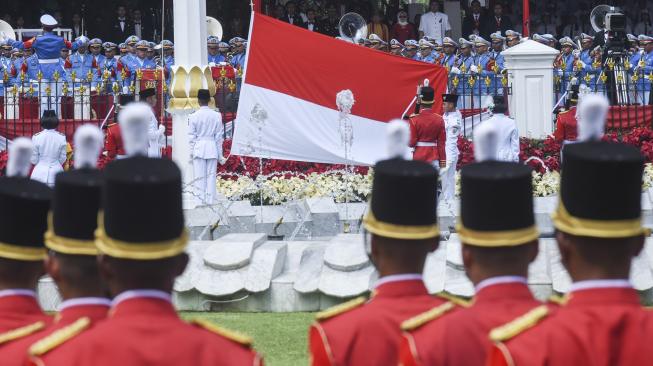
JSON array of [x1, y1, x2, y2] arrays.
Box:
[[181, 312, 314, 366]]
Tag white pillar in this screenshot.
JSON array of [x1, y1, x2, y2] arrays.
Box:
[[502, 40, 559, 138], [169, 0, 216, 208]]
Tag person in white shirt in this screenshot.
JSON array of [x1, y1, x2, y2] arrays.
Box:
[[139, 88, 166, 158], [419, 1, 451, 45], [31, 110, 68, 187], [441, 94, 462, 200], [473, 95, 519, 162], [188, 89, 225, 206]]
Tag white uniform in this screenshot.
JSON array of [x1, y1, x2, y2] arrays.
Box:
[[188, 106, 224, 205], [147, 109, 165, 158], [442, 110, 462, 200], [479, 113, 520, 162], [30, 129, 67, 187], [419, 11, 451, 44]]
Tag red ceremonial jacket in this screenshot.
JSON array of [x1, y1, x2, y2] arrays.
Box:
[[409, 108, 447, 165], [0, 292, 52, 335], [399, 280, 542, 366], [104, 123, 124, 159], [0, 299, 110, 366], [487, 286, 653, 366], [309, 278, 463, 366], [37, 294, 263, 366], [553, 107, 578, 143]]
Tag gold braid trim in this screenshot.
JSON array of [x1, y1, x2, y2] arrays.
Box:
[[315, 297, 367, 321], [29, 317, 91, 357], [401, 302, 455, 331], [0, 321, 46, 345], [489, 305, 549, 342], [190, 319, 253, 347]]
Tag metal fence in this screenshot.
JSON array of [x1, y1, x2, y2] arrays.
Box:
[[0, 66, 241, 144]]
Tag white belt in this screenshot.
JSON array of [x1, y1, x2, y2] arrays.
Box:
[[416, 142, 437, 147], [38, 59, 59, 64]]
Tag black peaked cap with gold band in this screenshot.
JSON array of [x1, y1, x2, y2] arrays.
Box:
[[0, 177, 51, 261], [46, 169, 103, 256], [363, 158, 439, 240], [552, 141, 647, 238], [457, 161, 538, 246], [96, 156, 188, 260]]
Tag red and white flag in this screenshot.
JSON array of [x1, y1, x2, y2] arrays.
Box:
[[232, 13, 447, 165]]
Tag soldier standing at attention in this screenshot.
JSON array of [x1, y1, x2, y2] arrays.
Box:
[[488, 141, 653, 366], [399, 125, 543, 366], [309, 158, 467, 366], [409, 85, 447, 168]]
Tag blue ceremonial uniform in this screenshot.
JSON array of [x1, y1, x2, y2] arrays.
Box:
[[24, 32, 70, 80], [474, 52, 494, 95], [24, 54, 40, 81], [231, 52, 246, 70], [128, 56, 156, 71], [441, 54, 457, 71], [68, 52, 94, 81], [456, 55, 476, 109], [94, 56, 119, 92], [208, 54, 226, 64], [556, 53, 576, 94], [416, 53, 436, 63], [580, 49, 592, 65]]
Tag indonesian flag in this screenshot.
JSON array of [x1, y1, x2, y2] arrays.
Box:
[[232, 13, 447, 165]]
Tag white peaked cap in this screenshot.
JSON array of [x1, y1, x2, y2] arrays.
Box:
[[7, 137, 33, 178], [576, 93, 609, 142], [118, 102, 152, 157], [40, 14, 58, 27], [385, 119, 412, 161], [74, 124, 104, 169], [473, 121, 499, 162]]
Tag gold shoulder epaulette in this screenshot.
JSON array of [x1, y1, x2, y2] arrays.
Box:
[[436, 292, 471, 308], [190, 319, 253, 347], [548, 294, 567, 306], [401, 301, 455, 331], [315, 296, 366, 321], [0, 321, 46, 345], [489, 305, 549, 343], [409, 113, 418, 118], [28, 317, 90, 357]]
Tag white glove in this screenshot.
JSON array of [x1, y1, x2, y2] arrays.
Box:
[[450, 67, 461, 74], [209, 62, 216, 67], [572, 49, 580, 58], [158, 124, 166, 136], [219, 156, 228, 165], [470, 65, 479, 74]]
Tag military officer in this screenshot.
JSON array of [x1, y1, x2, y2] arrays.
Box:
[[36, 122, 263, 365], [30, 111, 68, 187], [104, 95, 134, 159], [230, 37, 247, 71], [634, 35, 653, 104], [455, 38, 475, 109], [161, 40, 175, 69], [89, 38, 105, 72], [470, 36, 494, 106], [408, 85, 447, 167], [416, 39, 437, 63], [489, 32, 506, 94], [399, 126, 542, 366], [440, 94, 461, 200], [207, 37, 224, 64], [440, 37, 458, 71], [66, 36, 93, 82], [131, 40, 156, 71], [578, 33, 594, 65], [487, 141, 652, 366], [0, 175, 52, 334], [0, 126, 109, 365], [389, 39, 404, 56], [553, 89, 579, 143], [189, 89, 224, 206], [309, 158, 466, 366], [94, 42, 119, 92], [403, 40, 419, 59], [505, 30, 521, 48], [475, 95, 519, 162]]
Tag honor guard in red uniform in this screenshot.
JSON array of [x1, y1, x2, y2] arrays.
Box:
[[104, 95, 134, 159], [399, 133, 543, 366], [553, 90, 579, 143], [0, 177, 53, 339], [487, 141, 653, 366], [37, 143, 262, 365], [2, 127, 110, 365], [409, 86, 447, 167], [309, 159, 467, 366]]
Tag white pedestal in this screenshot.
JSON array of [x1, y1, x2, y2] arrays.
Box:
[[170, 111, 195, 208], [503, 40, 559, 138]]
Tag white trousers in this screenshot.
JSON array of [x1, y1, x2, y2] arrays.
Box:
[[192, 158, 218, 206], [441, 158, 458, 201]]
